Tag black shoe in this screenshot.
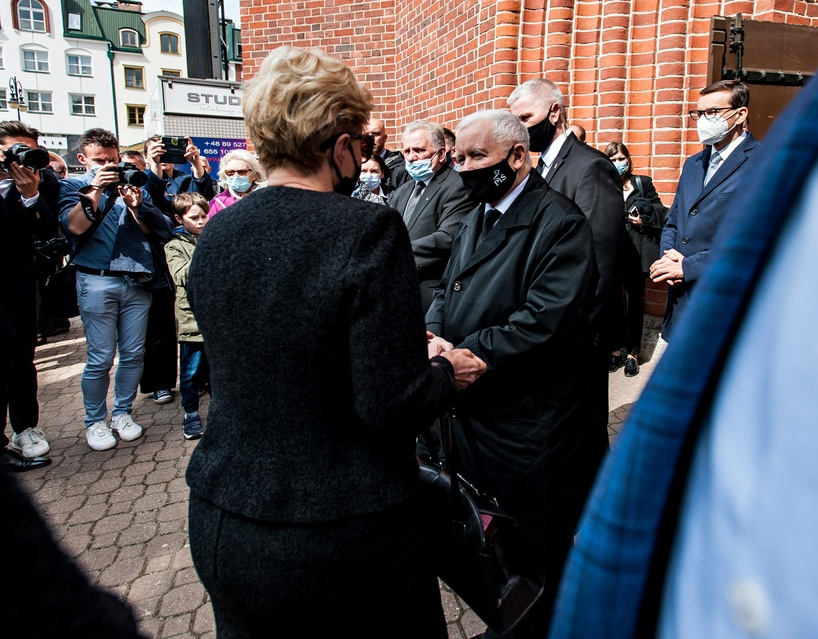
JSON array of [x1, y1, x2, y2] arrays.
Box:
[[2, 448, 52, 472], [609, 353, 623, 373], [624, 356, 640, 377], [36, 334, 48, 347]]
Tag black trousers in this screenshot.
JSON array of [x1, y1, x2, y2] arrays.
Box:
[[139, 288, 178, 393], [189, 496, 447, 638], [0, 274, 39, 448]]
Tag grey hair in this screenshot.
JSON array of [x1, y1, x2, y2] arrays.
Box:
[[507, 78, 565, 113], [457, 110, 530, 153], [402, 120, 445, 150], [216, 149, 266, 186]]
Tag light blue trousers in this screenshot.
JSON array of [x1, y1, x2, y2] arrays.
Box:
[[77, 272, 152, 426]]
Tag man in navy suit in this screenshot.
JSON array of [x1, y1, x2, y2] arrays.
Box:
[[548, 74, 818, 639], [651, 80, 759, 340]]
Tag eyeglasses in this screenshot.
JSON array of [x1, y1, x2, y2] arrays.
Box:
[[689, 107, 737, 121], [225, 169, 251, 177]]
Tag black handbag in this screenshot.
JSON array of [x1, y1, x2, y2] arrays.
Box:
[[416, 405, 545, 635], [42, 264, 79, 318]]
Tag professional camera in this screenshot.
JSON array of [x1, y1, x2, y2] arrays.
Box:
[[112, 162, 149, 187], [1, 143, 50, 171]]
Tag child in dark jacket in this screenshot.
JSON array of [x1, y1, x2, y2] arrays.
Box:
[[164, 193, 210, 439]]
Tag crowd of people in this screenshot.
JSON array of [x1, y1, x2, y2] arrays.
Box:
[[4, 40, 805, 639]]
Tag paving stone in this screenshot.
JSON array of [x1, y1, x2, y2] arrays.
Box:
[[159, 582, 207, 616], [98, 556, 146, 589]]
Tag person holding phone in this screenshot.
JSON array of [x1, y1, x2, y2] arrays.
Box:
[[143, 135, 216, 217], [605, 141, 668, 377]]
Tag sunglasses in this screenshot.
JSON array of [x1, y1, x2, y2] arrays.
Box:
[[225, 169, 252, 177]]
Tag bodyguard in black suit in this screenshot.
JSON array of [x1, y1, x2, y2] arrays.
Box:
[[366, 116, 409, 188], [651, 80, 759, 341], [509, 78, 623, 443], [389, 121, 477, 311], [426, 110, 606, 637]]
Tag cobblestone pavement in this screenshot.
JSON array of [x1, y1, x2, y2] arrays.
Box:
[[16, 318, 661, 638]]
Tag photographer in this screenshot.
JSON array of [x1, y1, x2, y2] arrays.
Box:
[[0, 120, 59, 471], [59, 128, 172, 452]]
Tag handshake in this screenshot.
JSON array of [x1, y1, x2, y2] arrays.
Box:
[[427, 331, 487, 390]]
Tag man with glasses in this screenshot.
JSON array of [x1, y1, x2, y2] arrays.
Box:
[[650, 80, 759, 341]]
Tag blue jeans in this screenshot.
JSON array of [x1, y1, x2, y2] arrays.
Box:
[[77, 272, 152, 426], [179, 342, 210, 414]]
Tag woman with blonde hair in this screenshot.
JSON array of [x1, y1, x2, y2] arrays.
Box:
[[185, 46, 485, 637], [207, 149, 265, 217]]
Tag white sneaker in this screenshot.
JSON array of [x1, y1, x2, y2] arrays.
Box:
[[12, 427, 51, 458], [86, 422, 116, 451], [111, 414, 143, 442]]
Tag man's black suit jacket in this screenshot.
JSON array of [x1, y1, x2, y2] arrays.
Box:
[[542, 133, 623, 325], [388, 165, 477, 311]]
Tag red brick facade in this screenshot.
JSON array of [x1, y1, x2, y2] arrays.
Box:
[[242, 0, 816, 194], [241, 0, 818, 314]]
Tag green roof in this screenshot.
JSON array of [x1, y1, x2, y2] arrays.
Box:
[[61, 0, 145, 50]]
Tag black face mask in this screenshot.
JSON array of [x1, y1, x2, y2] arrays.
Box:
[[527, 114, 556, 153], [330, 144, 360, 196], [459, 147, 517, 203]]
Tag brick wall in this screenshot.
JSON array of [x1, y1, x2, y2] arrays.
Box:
[[241, 0, 818, 315], [243, 0, 816, 195]]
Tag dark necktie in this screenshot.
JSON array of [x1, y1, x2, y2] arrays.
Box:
[[481, 208, 502, 240], [704, 150, 723, 186], [403, 181, 425, 223], [537, 156, 546, 176]]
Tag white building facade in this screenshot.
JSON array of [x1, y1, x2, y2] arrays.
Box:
[[0, 0, 240, 164]]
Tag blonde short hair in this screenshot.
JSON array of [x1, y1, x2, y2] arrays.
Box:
[[216, 149, 266, 186], [242, 46, 373, 175]]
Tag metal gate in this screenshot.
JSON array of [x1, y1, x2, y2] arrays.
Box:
[[709, 15, 818, 139]]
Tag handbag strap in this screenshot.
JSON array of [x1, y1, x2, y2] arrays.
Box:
[[633, 174, 645, 198], [436, 395, 499, 505]]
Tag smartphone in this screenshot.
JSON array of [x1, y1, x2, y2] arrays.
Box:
[[159, 136, 188, 164]]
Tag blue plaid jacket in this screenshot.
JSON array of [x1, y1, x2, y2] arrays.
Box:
[[548, 74, 818, 639]]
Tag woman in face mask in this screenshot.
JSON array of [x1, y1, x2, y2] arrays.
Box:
[[604, 141, 669, 378], [207, 150, 266, 218], [352, 154, 392, 205], [183, 45, 486, 638]]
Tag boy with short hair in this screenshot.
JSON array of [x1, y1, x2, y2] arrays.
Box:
[[164, 193, 210, 439]]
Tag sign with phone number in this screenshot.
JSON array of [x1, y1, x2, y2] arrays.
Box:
[[189, 137, 247, 180]]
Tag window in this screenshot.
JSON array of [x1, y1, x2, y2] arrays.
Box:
[[27, 91, 52, 113], [161, 69, 181, 78], [18, 0, 46, 32], [120, 29, 138, 48], [67, 54, 92, 76], [127, 105, 145, 126], [70, 94, 95, 115], [0, 89, 7, 110], [160, 33, 179, 54], [22, 49, 49, 73], [68, 13, 81, 30], [0, 46, 4, 69], [124, 66, 144, 88]]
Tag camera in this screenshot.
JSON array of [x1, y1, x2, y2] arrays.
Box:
[[111, 162, 149, 187], [1, 143, 50, 171]]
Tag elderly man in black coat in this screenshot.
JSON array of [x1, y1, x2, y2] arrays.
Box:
[[426, 110, 608, 637]]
